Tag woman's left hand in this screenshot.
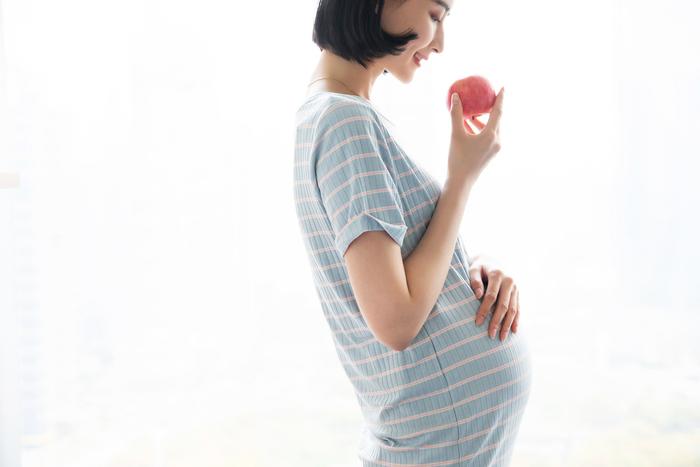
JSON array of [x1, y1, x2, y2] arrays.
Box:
[[468, 254, 520, 341]]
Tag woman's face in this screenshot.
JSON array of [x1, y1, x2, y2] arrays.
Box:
[[380, 0, 453, 82]]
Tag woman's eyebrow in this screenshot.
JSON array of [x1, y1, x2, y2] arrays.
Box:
[[432, 0, 451, 15]]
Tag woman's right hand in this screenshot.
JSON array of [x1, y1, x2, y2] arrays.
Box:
[[447, 87, 505, 185]]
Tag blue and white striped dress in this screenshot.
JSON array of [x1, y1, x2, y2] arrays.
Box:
[[293, 91, 533, 466]]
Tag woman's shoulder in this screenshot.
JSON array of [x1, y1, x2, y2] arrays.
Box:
[[296, 92, 385, 131]]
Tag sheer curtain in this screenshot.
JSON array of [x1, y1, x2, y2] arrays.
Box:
[[1, 0, 698, 466]]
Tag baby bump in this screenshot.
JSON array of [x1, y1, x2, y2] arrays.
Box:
[[425, 270, 533, 399], [424, 307, 533, 458], [424, 300, 532, 403], [354, 322, 532, 459]]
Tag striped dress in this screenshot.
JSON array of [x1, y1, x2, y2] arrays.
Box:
[[293, 91, 533, 466]]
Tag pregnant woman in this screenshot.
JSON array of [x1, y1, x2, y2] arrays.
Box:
[[293, 0, 533, 465]]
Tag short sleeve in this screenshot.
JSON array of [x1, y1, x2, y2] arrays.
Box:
[[313, 103, 408, 257]]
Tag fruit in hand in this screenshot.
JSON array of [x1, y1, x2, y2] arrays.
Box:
[[447, 76, 497, 118]]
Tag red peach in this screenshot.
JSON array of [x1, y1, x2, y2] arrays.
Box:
[[447, 76, 497, 118]]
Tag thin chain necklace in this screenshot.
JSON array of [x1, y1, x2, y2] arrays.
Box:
[[307, 76, 363, 99]]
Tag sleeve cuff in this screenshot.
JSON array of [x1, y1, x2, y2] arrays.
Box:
[[335, 212, 408, 258]]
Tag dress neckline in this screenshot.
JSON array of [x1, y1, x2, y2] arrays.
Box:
[[304, 90, 372, 105], [299, 90, 396, 130]]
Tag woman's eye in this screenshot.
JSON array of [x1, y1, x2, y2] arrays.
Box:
[[430, 14, 441, 23]]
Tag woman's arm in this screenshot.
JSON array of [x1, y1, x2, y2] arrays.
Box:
[[398, 177, 474, 348], [343, 177, 473, 352]]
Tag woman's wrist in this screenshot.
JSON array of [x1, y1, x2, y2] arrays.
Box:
[[443, 175, 474, 201]]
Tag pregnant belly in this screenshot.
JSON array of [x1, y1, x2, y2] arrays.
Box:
[[355, 311, 533, 456], [425, 307, 533, 460]]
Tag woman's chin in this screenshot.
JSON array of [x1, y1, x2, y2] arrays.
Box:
[[397, 69, 416, 84], [383, 64, 416, 84]]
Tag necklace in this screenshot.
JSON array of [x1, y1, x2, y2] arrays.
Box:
[[307, 76, 363, 99]]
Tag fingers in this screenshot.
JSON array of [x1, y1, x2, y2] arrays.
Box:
[[511, 288, 520, 333], [450, 92, 464, 131], [468, 265, 483, 297], [472, 269, 519, 342], [465, 115, 486, 135], [485, 87, 504, 135], [464, 118, 475, 135], [488, 276, 514, 339], [470, 115, 486, 130], [474, 272, 502, 327], [499, 286, 518, 341]]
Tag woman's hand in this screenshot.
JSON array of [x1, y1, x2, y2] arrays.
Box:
[[447, 88, 504, 186], [468, 254, 520, 341]]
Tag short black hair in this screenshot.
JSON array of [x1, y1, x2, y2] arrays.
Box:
[[312, 0, 418, 74]]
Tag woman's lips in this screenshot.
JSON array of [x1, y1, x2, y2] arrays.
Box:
[[413, 53, 422, 67]]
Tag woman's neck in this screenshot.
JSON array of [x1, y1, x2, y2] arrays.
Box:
[[307, 50, 382, 100]]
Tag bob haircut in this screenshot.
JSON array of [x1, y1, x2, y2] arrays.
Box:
[[312, 0, 417, 74]]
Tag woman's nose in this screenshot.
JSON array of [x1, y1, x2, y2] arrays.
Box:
[[430, 29, 444, 54]]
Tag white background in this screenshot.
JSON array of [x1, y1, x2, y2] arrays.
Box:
[[1, 0, 699, 466]]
